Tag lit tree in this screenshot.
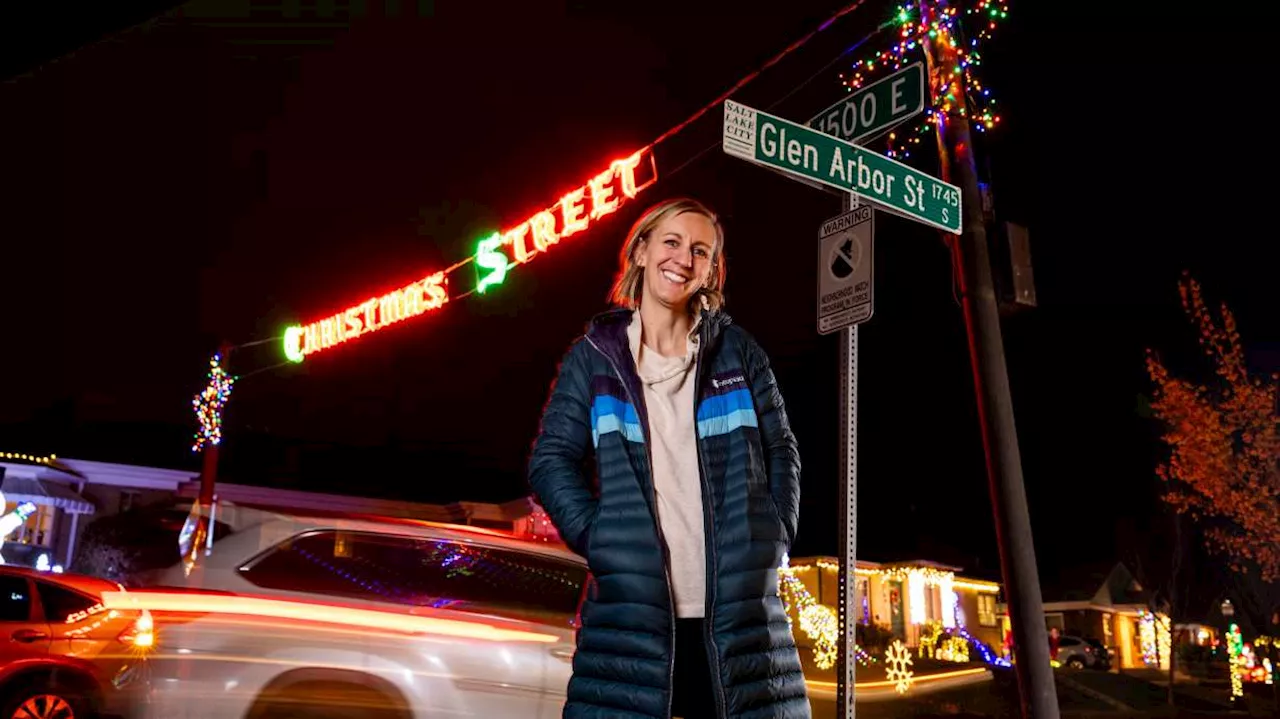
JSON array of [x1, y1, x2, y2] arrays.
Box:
[[1146, 274, 1280, 582]]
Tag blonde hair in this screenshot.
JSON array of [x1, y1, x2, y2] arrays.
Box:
[[608, 197, 727, 312]]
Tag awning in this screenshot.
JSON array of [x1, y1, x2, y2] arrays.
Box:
[[0, 476, 95, 515]]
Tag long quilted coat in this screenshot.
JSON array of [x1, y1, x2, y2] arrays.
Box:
[[529, 307, 810, 719]]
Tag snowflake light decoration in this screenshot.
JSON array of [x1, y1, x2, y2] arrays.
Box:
[[885, 639, 915, 694]]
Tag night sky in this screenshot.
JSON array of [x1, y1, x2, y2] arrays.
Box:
[[2, 1, 1276, 605]]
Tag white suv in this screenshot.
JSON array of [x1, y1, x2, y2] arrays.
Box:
[[115, 503, 585, 719]]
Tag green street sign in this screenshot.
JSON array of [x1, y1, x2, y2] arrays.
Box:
[[723, 100, 961, 234], [808, 62, 925, 145]]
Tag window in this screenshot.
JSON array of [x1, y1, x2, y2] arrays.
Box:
[[977, 594, 997, 627], [240, 531, 588, 622], [0, 576, 32, 622], [35, 581, 97, 622], [1058, 637, 1081, 647], [118, 491, 140, 514], [3, 502, 56, 547]]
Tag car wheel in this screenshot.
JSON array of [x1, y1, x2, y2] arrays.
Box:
[[0, 681, 90, 719], [1066, 657, 1085, 670], [251, 683, 403, 719]]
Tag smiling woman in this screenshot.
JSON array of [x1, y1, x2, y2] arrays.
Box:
[[528, 197, 809, 718]]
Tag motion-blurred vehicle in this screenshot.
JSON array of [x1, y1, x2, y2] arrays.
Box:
[[119, 503, 588, 719], [0, 566, 152, 719]]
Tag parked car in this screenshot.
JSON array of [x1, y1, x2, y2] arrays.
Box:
[[117, 503, 589, 719], [0, 566, 152, 719], [1057, 634, 1109, 670]]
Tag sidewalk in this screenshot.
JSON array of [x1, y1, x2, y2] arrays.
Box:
[[809, 668, 1277, 718]]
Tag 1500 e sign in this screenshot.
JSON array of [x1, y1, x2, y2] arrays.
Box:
[[724, 100, 961, 234]]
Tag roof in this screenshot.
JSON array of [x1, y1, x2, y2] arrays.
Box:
[[1, 475, 96, 514], [1040, 562, 1150, 607]]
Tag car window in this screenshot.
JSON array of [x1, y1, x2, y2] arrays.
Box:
[[0, 576, 32, 623], [1058, 637, 1080, 647], [35, 581, 98, 622], [240, 530, 587, 622]]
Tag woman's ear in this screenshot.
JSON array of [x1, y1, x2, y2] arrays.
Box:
[[635, 238, 647, 268]]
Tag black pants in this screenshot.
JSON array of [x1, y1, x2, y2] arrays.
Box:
[[672, 618, 717, 719]]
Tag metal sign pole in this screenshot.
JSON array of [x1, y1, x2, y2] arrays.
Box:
[[835, 193, 859, 719]]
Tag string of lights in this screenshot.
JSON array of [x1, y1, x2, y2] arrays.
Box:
[[191, 354, 234, 453], [0, 452, 57, 464], [841, 0, 1009, 159]]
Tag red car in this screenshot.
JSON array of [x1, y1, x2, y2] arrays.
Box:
[[0, 566, 152, 719]]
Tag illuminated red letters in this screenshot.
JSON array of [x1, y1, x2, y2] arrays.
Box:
[[497, 149, 655, 267], [284, 272, 448, 360], [284, 149, 656, 363]]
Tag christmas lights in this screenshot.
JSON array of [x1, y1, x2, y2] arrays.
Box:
[[1138, 610, 1172, 669], [885, 640, 915, 694], [0, 452, 56, 464], [283, 272, 449, 362], [778, 560, 1008, 672], [839, 1, 1008, 159], [473, 150, 656, 293], [778, 565, 876, 669], [908, 571, 927, 625], [956, 626, 1009, 667], [192, 354, 234, 452], [940, 576, 957, 628], [282, 149, 656, 362], [1227, 623, 1245, 699], [937, 635, 970, 663], [780, 571, 840, 669]]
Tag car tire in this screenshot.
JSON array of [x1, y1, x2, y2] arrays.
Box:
[[0, 679, 91, 719], [251, 683, 403, 719], [1066, 657, 1085, 670]]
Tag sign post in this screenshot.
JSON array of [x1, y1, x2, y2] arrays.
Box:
[[723, 97, 953, 719], [830, 197, 871, 719], [808, 62, 925, 144]]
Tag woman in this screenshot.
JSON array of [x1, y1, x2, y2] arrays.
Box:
[[529, 197, 809, 718]]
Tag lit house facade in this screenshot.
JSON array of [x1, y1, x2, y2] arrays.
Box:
[[783, 557, 1003, 650]]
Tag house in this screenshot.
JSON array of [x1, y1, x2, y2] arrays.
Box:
[[0, 453, 541, 572], [1003, 562, 1171, 670], [782, 556, 1004, 651]]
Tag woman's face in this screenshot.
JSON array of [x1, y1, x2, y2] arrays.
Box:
[[635, 211, 717, 312]]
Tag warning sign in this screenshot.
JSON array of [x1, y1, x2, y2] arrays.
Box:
[[817, 205, 874, 334]]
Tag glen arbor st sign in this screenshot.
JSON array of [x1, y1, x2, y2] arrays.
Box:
[[722, 100, 961, 234]]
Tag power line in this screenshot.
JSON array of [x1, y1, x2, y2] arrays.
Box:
[[238, 0, 884, 373], [658, 23, 893, 185]]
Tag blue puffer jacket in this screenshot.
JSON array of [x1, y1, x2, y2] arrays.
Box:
[[529, 307, 810, 719]]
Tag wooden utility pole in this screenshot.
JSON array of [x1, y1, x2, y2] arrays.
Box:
[[917, 2, 1060, 717]]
